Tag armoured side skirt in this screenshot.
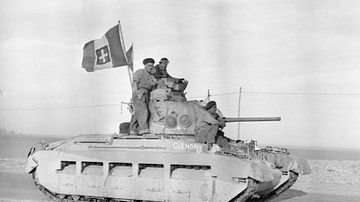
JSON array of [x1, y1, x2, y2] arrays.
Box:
[[32, 151, 254, 202]]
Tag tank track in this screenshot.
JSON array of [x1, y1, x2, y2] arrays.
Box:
[[231, 179, 259, 202], [246, 171, 299, 202], [32, 170, 259, 202]]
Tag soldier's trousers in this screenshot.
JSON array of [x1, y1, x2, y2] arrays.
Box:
[[132, 93, 150, 134], [195, 126, 230, 149], [194, 125, 218, 144]]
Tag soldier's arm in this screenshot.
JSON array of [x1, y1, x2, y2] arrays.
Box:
[[203, 112, 223, 126], [133, 82, 138, 93], [132, 70, 142, 93]]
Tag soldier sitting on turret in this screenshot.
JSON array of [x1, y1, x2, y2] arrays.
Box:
[[150, 58, 188, 101], [194, 101, 230, 150], [152, 58, 188, 89], [152, 58, 188, 84]]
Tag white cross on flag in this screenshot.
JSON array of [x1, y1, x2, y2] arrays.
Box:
[[82, 24, 132, 72]]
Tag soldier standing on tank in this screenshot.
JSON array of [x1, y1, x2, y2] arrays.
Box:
[[194, 101, 229, 149], [130, 58, 157, 135]]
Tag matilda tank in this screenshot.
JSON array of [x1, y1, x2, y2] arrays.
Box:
[[25, 78, 310, 202]]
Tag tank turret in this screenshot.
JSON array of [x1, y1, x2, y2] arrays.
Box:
[[144, 79, 282, 136]]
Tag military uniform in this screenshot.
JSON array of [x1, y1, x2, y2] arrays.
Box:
[[152, 64, 178, 81], [194, 105, 230, 149], [131, 68, 157, 134], [194, 106, 221, 144]]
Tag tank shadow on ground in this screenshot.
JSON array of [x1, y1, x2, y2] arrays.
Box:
[[270, 189, 307, 202]]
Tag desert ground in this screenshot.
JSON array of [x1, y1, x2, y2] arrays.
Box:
[[1, 158, 360, 201]]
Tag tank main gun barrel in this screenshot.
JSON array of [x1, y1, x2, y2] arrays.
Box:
[[223, 117, 281, 123]]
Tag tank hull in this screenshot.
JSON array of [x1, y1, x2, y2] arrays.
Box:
[[25, 134, 285, 202]]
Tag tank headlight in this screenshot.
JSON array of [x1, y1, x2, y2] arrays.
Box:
[[164, 115, 177, 128], [177, 114, 192, 128]]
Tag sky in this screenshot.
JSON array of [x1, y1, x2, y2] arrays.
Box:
[[0, 0, 360, 149]]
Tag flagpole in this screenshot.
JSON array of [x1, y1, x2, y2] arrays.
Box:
[[127, 45, 134, 92], [127, 68, 133, 90], [118, 20, 134, 93], [127, 43, 134, 92]]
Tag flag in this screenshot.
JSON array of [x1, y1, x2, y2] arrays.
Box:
[[82, 24, 130, 72], [126, 44, 133, 72]]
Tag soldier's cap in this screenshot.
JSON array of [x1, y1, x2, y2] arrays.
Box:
[[143, 58, 155, 65], [160, 58, 169, 64], [205, 101, 217, 110]]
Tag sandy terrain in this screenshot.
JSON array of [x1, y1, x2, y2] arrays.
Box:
[[1, 158, 360, 201]]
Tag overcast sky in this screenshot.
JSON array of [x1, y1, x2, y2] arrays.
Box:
[[0, 0, 359, 149]]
